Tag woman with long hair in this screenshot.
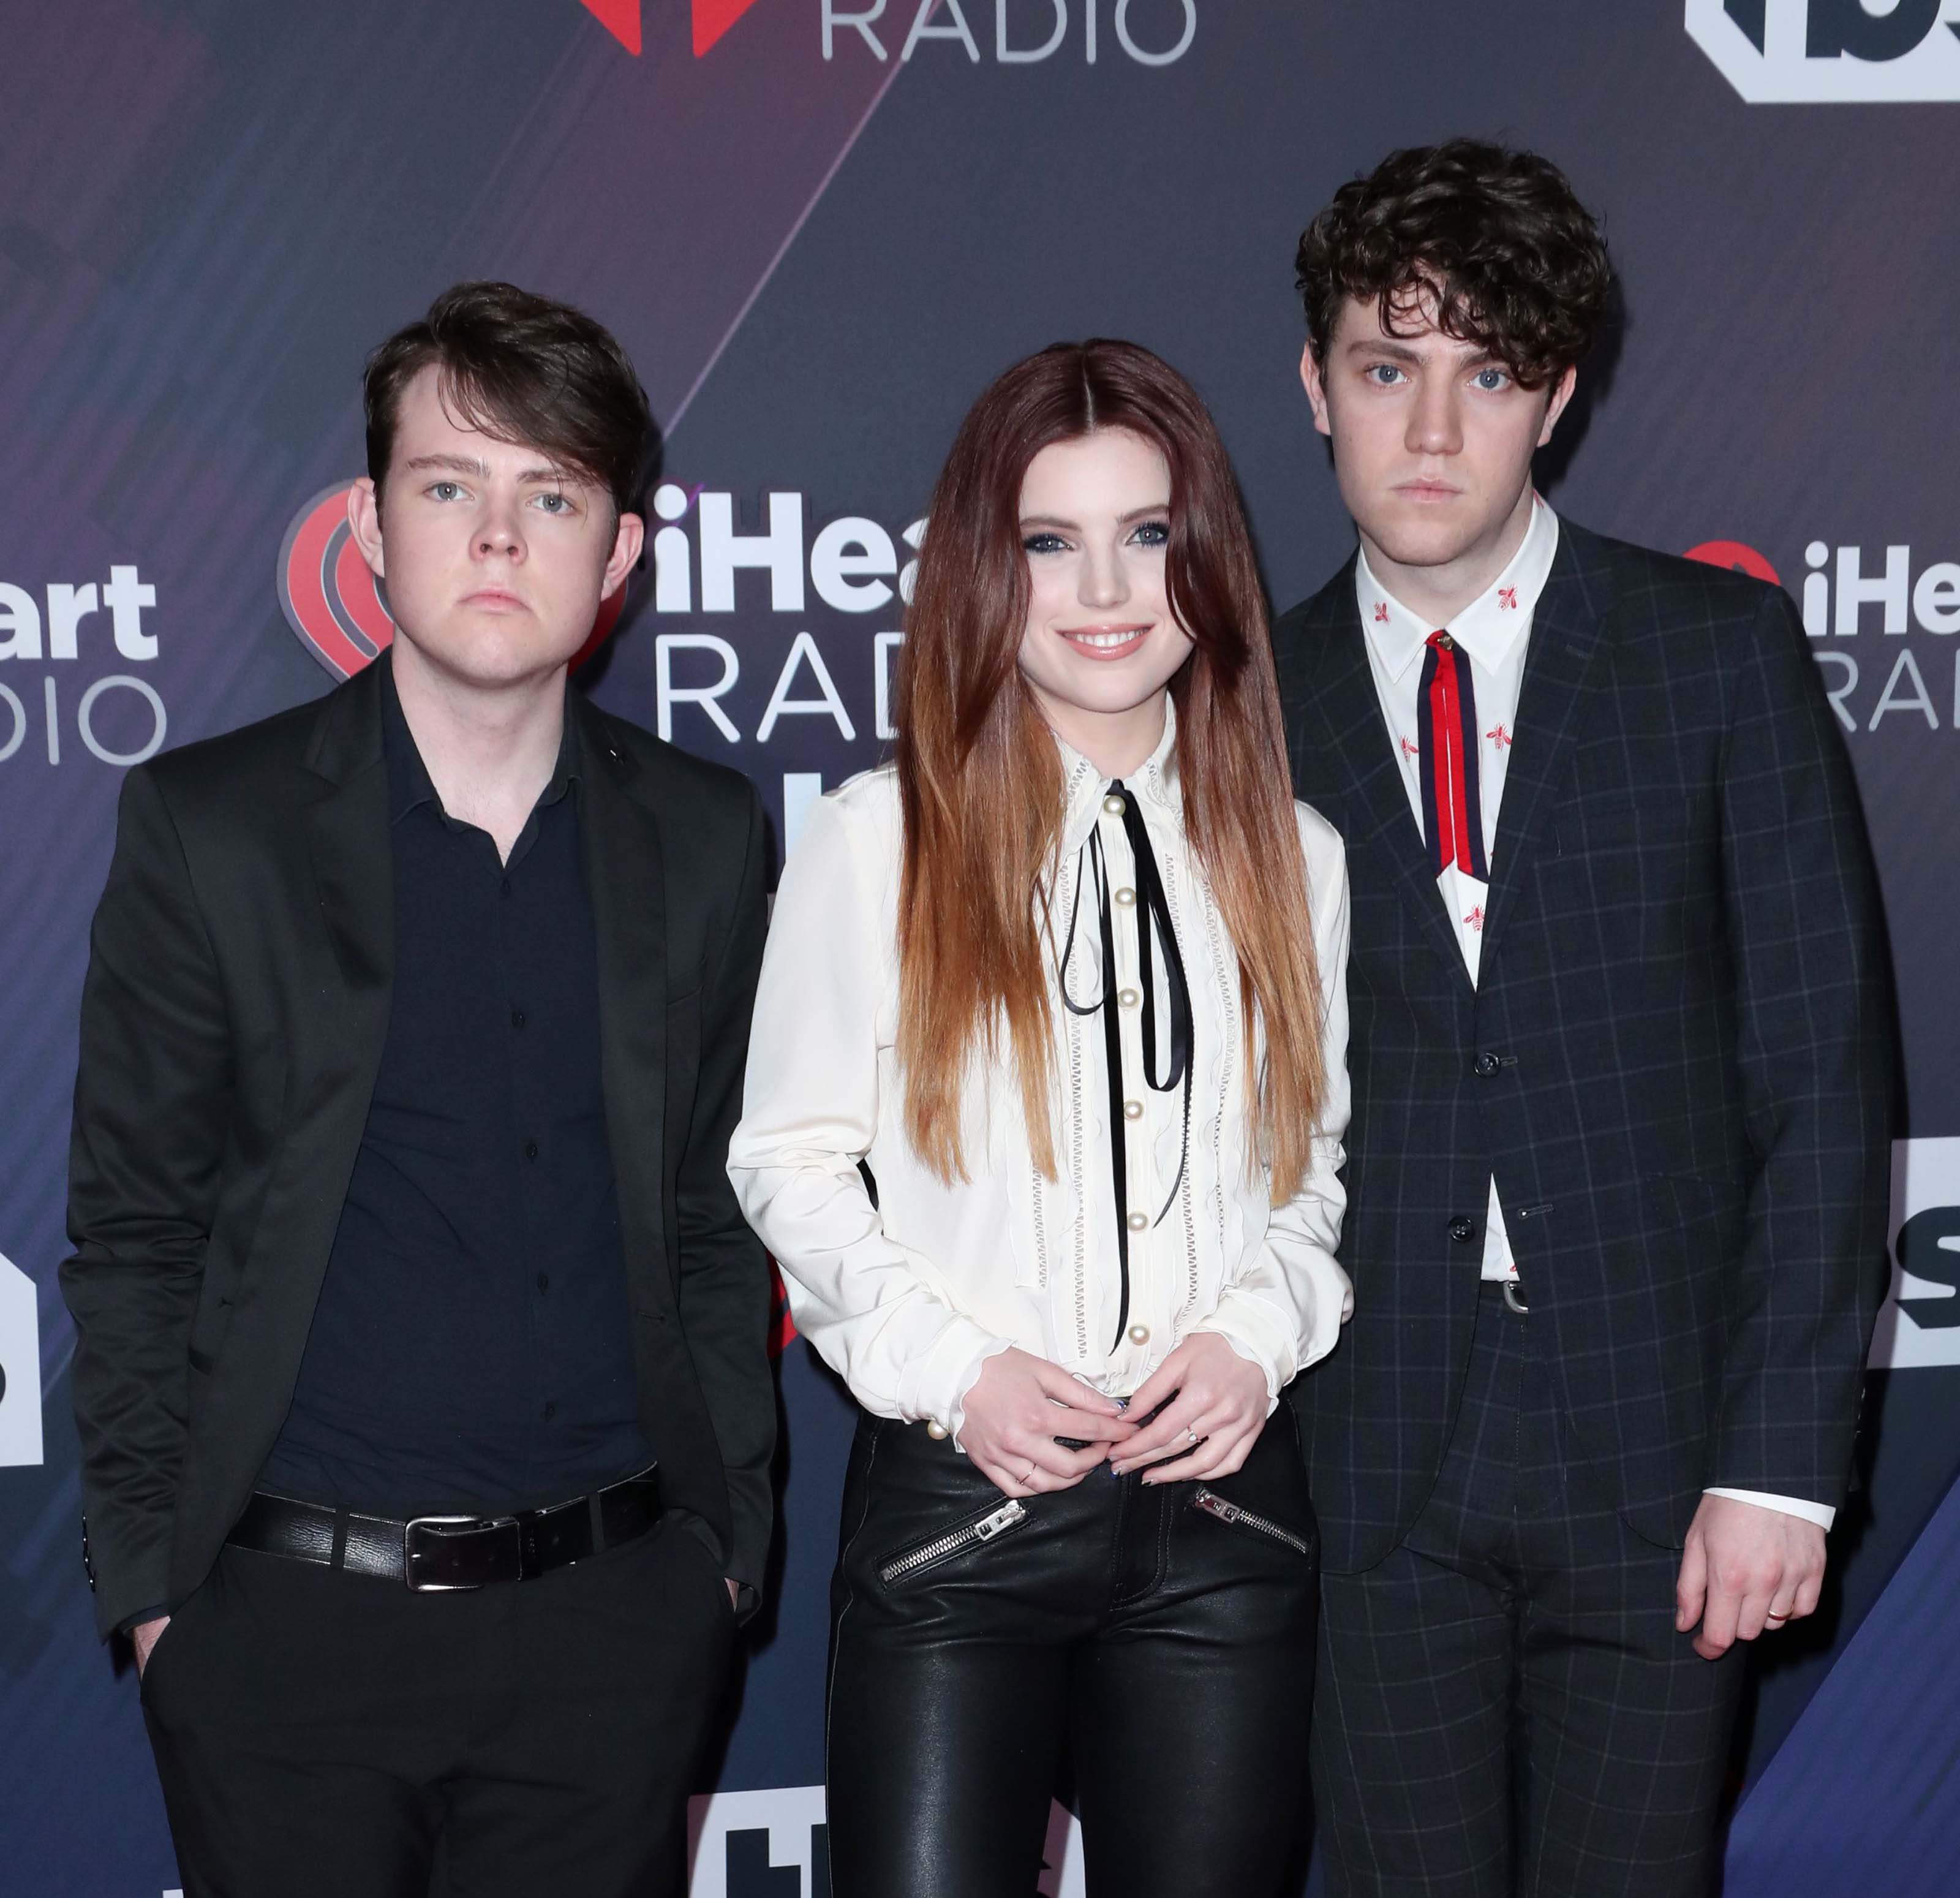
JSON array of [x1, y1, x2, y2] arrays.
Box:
[[728, 339, 1351, 1896]]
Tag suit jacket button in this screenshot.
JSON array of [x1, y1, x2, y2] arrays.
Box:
[[1475, 1051, 1500, 1078], [1449, 1217, 1476, 1244]]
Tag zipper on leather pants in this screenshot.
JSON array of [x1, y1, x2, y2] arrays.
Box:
[[878, 1500, 1029, 1585], [1189, 1486, 1310, 1556]]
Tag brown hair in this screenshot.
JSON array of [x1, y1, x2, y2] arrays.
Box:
[[363, 281, 654, 516], [1296, 140, 1613, 390], [895, 340, 1327, 1200]]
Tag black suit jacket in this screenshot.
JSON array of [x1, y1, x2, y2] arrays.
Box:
[[1274, 520, 1892, 1575], [62, 657, 775, 1638]]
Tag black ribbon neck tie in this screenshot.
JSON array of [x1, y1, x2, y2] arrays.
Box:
[[1058, 780, 1194, 1352]]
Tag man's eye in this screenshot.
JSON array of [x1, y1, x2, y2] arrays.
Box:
[[429, 481, 462, 501], [535, 492, 572, 515], [1474, 368, 1510, 391], [1366, 365, 1404, 387], [1023, 532, 1069, 555]]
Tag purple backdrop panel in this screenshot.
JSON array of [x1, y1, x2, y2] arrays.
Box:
[[1, 4, 1956, 1892]]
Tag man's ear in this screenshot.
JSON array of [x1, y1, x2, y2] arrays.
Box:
[[1536, 365, 1579, 448], [348, 477, 385, 578], [1300, 341, 1334, 440], [601, 510, 645, 602]]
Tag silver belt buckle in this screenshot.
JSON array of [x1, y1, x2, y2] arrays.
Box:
[[1501, 1279, 1529, 1317], [402, 1513, 522, 1592]]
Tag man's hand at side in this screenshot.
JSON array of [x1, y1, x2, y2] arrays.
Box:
[[1675, 1494, 1826, 1661], [130, 1614, 170, 1677]]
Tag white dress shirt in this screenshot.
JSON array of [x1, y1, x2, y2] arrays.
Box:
[[1355, 499, 1831, 1530], [729, 706, 1354, 1443]]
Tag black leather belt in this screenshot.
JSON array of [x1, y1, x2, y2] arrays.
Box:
[[225, 1467, 662, 1592]]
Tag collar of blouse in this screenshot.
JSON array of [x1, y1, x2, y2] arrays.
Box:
[[1053, 694, 1185, 859]]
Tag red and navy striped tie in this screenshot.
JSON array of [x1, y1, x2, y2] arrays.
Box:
[[1417, 630, 1488, 879]]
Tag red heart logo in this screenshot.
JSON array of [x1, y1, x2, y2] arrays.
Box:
[[576, 0, 765, 57]]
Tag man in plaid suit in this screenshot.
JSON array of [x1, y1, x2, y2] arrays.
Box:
[[1272, 142, 1892, 1895]]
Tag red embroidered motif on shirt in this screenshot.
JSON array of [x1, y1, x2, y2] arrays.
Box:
[[1463, 905, 1485, 932], [1498, 586, 1518, 610], [1400, 735, 1420, 760], [1487, 724, 1513, 750], [1373, 602, 1390, 624]]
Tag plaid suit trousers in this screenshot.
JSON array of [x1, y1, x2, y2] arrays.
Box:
[[1312, 1284, 1744, 1898]]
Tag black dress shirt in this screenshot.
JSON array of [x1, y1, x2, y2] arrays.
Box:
[[259, 668, 649, 1514]]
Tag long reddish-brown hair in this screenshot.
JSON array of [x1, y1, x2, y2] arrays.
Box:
[[895, 339, 1327, 1198]]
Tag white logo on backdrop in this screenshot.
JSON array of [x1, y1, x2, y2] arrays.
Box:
[[0, 565, 167, 769], [687, 1786, 1087, 1895], [823, 0, 1197, 66], [1869, 1138, 1960, 1369], [1687, 0, 1960, 101], [1798, 540, 1960, 738], [0, 1247, 45, 1467], [649, 483, 920, 856]]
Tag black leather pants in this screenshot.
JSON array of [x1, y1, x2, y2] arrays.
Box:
[[825, 1408, 1318, 1897]]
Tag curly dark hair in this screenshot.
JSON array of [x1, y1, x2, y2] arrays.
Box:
[[364, 281, 654, 518], [1295, 141, 1613, 390]]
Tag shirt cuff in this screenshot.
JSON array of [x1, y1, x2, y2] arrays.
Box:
[[1703, 1487, 1836, 1531], [897, 1318, 1013, 1448], [116, 1605, 171, 1638]]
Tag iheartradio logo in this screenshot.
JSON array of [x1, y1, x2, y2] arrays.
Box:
[[276, 483, 625, 682]]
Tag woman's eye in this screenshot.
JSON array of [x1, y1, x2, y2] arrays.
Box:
[[1130, 521, 1170, 547], [1023, 532, 1069, 555]]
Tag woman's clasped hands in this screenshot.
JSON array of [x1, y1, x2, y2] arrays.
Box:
[[954, 1334, 1270, 1498]]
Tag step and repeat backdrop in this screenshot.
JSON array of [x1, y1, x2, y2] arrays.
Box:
[[2, 2, 1958, 1892]]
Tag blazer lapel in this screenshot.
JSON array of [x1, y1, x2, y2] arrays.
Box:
[[1477, 525, 1620, 967], [1298, 581, 1476, 993], [303, 660, 394, 1067], [573, 695, 673, 1309]]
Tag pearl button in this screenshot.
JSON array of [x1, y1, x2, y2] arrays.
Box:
[[1126, 1211, 1147, 1232], [1123, 1100, 1143, 1121], [1114, 887, 1137, 907], [925, 1421, 949, 1440], [1102, 794, 1126, 817], [1128, 1324, 1150, 1345], [1118, 988, 1140, 1009]]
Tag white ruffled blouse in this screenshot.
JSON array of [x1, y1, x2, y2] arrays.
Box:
[[727, 709, 1353, 1442]]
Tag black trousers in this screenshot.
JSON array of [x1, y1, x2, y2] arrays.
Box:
[[826, 1408, 1319, 1898], [1311, 1283, 1746, 1898], [140, 1515, 736, 1898]]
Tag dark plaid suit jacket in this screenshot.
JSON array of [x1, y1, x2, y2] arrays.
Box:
[[1275, 518, 1893, 1576]]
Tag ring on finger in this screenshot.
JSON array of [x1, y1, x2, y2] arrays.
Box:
[[1765, 1611, 1790, 1627]]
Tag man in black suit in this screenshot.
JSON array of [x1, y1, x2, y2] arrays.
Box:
[[1272, 145, 1892, 1895], [61, 282, 773, 1896]]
